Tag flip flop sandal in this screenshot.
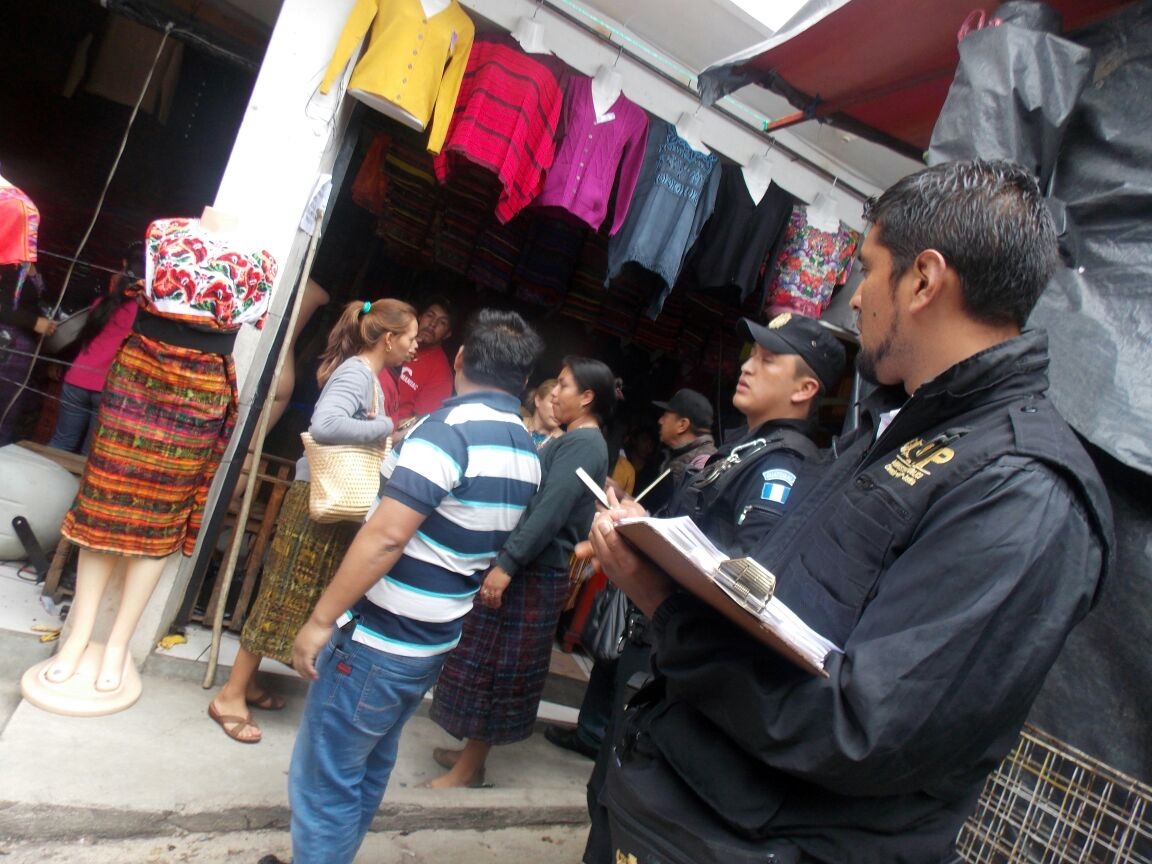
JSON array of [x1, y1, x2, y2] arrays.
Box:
[[246, 690, 287, 711], [208, 702, 262, 744]]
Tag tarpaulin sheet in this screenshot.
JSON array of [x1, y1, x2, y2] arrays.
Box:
[[929, 1, 1152, 477], [928, 0, 1152, 782]]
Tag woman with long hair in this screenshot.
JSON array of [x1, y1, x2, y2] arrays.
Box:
[[523, 377, 561, 449], [427, 356, 616, 786], [48, 242, 144, 454], [208, 297, 418, 743]]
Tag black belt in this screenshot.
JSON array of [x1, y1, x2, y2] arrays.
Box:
[[134, 311, 237, 354]]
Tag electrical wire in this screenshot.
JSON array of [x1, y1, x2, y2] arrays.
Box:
[[0, 23, 173, 433]]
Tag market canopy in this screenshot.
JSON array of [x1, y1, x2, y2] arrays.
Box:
[[699, 0, 1134, 159]]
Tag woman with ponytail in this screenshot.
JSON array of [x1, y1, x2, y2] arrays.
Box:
[[208, 298, 418, 743]]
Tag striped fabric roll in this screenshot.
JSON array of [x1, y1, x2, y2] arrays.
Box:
[[60, 332, 236, 558]]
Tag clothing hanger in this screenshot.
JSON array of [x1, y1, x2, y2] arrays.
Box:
[[807, 178, 841, 233]]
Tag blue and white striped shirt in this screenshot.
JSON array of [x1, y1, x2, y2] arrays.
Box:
[[342, 390, 540, 657]]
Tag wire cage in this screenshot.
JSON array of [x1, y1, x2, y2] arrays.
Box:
[[956, 724, 1152, 863]]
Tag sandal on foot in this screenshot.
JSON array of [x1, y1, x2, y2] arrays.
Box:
[[433, 746, 462, 770], [246, 690, 287, 711], [208, 702, 262, 744]]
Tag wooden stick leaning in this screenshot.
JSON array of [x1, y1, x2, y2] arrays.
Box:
[[201, 220, 324, 689]]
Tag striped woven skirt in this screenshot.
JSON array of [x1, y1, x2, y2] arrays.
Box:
[[430, 563, 570, 745], [240, 481, 360, 666], [60, 333, 236, 558]]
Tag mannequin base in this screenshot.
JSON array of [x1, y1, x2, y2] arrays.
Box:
[[20, 643, 142, 717]]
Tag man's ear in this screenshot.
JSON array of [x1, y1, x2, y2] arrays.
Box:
[[909, 249, 950, 312], [453, 346, 464, 372], [791, 375, 820, 405]]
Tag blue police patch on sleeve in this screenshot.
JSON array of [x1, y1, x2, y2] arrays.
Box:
[[760, 468, 797, 505]]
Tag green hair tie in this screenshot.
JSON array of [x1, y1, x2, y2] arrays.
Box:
[[361, 301, 372, 315]]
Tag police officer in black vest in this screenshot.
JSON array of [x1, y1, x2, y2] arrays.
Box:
[[669, 313, 847, 557], [555, 313, 847, 864]]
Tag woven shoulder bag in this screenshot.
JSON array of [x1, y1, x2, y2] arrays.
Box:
[[301, 372, 392, 523]]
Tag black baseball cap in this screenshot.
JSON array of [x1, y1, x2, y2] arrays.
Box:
[[652, 388, 714, 432], [738, 313, 847, 393]]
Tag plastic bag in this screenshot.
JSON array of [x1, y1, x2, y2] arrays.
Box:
[[581, 582, 629, 663]]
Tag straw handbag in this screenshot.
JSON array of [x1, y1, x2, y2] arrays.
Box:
[[300, 377, 392, 523]]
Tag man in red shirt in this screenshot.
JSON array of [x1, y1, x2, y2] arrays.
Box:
[[389, 297, 454, 425]]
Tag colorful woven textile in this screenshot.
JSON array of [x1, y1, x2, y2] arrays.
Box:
[[433, 35, 566, 223], [762, 205, 860, 319], [429, 563, 569, 744], [0, 182, 39, 264], [239, 481, 359, 665], [60, 332, 236, 557]]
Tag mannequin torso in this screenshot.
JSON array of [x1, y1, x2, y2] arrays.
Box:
[[591, 65, 623, 122], [806, 191, 841, 233], [742, 154, 773, 204], [421, 0, 451, 16], [675, 111, 710, 154]]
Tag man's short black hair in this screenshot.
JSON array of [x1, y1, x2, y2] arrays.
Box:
[[863, 159, 1057, 328], [461, 309, 543, 394], [420, 295, 454, 323]]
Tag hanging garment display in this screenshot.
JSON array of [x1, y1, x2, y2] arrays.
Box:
[[513, 216, 588, 309], [761, 204, 860, 320], [351, 132, 393, 214], [0, 180, 39, 265], [607, 118, 721, 318], [532, 74, 648, 235], [63, 15, 185, 124], [433, 34, 567, 223], [691, 164, 795, 302], [320, 0, 475, 154], [377, 137, 441, 267]]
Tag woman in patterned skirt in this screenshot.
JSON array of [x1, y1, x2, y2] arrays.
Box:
[[427, 356, 616, 787], [207, 298, 418, 743]]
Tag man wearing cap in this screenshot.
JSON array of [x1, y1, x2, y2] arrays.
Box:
[[665, 312, 847, 555], [565, 313, 846, 864], [588, 160, 1113, 864], [644, 389, 718, 515]]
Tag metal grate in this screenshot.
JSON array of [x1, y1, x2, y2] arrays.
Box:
[[956, 724, 1152, 863]]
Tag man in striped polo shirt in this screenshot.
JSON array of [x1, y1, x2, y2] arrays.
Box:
[[286, 309, 544, 864]]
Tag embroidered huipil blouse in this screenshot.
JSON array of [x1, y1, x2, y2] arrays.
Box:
[[0, 182, 39, 265], [144, 218, 277, 330], [607, 119, 721, 317], [762, 205, 861, 319], [533, 75, 648, 235], [320, 0, 475, 154], [433, 34, 566, 223]]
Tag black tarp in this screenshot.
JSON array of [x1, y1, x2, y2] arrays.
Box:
[[928, 0, 1152, 781]]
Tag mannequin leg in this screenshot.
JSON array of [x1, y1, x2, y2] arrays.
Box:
[[46, 549, 119, 683], [95, 555, 167, 691]]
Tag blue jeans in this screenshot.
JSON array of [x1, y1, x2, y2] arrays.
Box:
[[48, 382, 101, 454], [288, 629, 446, 864]]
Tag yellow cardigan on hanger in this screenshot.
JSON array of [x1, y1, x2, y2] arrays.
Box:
[[320, 0, 475, 153]]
